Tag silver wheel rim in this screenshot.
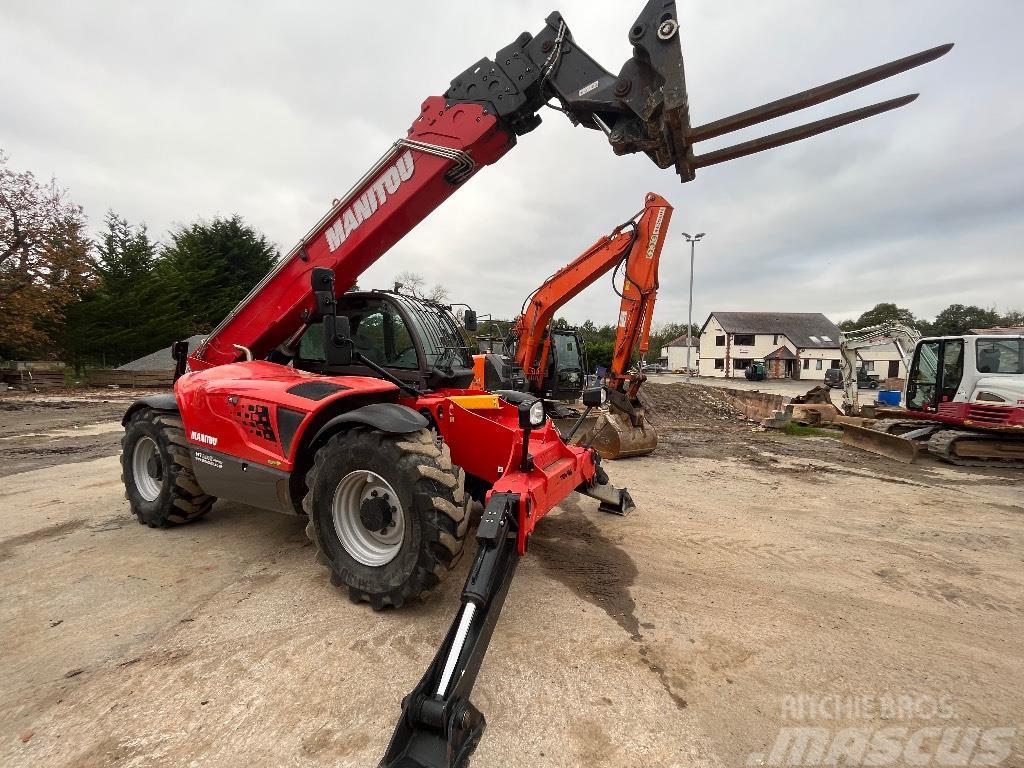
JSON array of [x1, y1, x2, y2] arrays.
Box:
[[132, 436, 163, 502], [332, 470, 405, 567]]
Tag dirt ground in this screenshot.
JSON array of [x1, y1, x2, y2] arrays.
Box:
[[1, 385, 1022, 768]]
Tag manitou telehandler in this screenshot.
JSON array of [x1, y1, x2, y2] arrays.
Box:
[[474, 192, 673, 458], [118, 2, 950, 764]]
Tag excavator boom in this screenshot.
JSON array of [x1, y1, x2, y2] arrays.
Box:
[[502, 194, 672, 459], [513, 194, 672, 388]]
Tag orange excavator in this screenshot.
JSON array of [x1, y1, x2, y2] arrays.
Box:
[[473, 192, 672, 458]]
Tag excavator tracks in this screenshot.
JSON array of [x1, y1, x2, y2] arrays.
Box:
[[927, 429, 1024, 468]]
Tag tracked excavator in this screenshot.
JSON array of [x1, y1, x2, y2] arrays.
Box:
[[473, 192, 672, 458], [116, 2, 951, 764], [840, 326, 1024, 466]]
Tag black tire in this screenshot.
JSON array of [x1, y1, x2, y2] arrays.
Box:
[[303, 426, 469, 610], [121, 408, 216, 527]]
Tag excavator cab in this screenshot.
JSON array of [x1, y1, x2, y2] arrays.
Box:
[[539, 328, 587, 401]]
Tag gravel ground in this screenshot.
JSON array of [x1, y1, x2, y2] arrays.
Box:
[[1, 387, 1021, 768]]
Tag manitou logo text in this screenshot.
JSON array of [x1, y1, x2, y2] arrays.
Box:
[[645, 207, 666, 259], [325, 151, 415, 252], [190, 431, 218, 446]]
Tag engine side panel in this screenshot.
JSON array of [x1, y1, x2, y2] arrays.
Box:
[[175, 361, 400, 473]]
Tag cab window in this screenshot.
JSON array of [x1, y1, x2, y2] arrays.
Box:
[[349, 302, 418, 369], [298, 322, 325, 362], [907, 340, 939, 409], [940, 339, 963, 402], [976, 338, 1024, 374]]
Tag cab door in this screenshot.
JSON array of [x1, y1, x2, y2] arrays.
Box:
[[907, 339, 964, 411]]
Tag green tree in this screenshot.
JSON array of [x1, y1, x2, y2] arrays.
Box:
[[147, 215, 278, 347], [64, 211, 159, 368], [1001, 308, 1023, 327], [838, 302, 919, 332], [0, 150, 93, 358], [927, 304, 1002, 337]]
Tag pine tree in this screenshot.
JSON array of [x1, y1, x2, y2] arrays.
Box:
[[146, 215, 278, 347]]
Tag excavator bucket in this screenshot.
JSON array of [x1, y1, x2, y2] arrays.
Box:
[[842, 424, 920, 464], [578, 407, 659, 460]]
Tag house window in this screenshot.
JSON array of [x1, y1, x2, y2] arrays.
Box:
[[714, 358, 725, 370], [803, 359, 810, 370], [864, 361, 875, 372], [733, 358, 752, 370], [773, 334, 780, 345], [734, 334, 755, 346], [816, 359, 823, 370], [715, 335, 726, 347], [809, 335, 820, 343], [831, 359, 841, 368], [821, 335, 833, 343]]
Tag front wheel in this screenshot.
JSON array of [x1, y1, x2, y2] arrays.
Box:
[[303, 427, 469, 610], [121, 408, 216, 527]]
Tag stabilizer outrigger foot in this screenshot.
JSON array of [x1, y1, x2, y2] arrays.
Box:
[[380, 493, 521, 768]]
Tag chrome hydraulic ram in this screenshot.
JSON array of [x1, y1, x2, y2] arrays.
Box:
[[380, 493, 521, 768]]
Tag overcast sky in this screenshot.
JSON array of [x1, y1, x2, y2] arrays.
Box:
[[2, 1, 1022, 331]]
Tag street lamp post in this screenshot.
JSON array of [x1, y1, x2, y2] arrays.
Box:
[[681, 232, 705, 377]]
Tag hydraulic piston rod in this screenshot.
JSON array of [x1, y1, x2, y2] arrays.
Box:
[[380, 493, 521, 768]]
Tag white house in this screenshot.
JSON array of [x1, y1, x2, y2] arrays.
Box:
[[699, 312, 842, 381], [660, 334, 699, 372], [856, 342, 907, 380]]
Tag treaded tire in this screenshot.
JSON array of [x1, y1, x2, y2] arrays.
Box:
[[303, 427, 469, 610], [121, 408, 215, 527]]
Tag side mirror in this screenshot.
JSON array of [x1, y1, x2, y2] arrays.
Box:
[[324, 314, 353, 367], [582, 387, 607, 408], [463, 309, 478, 332]]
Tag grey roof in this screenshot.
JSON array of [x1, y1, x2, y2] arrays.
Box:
[[665, 334, 698, 348], [702, 312, 841, 349], [764, 345, 797, 360], [118, 335, 207, 371], [966, 326, 1024, 336]]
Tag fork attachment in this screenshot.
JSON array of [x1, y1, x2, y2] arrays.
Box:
[[379, 493, 521, 768]]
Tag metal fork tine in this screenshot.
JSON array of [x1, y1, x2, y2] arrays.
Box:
[[688, 44, 952, 144], [690, 94, 918, 169]]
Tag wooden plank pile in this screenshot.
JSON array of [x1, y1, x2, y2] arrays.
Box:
[[1, 370, 66, 390], [85, 369, 173, 388]]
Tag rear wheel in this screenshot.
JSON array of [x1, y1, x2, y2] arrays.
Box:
[[121, 408, 216, 527], [303, 427, 469, 610]]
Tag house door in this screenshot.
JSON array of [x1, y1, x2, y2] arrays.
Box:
[[887, 360, 900, 378]]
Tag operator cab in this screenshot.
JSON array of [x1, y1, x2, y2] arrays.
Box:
[[295, 290, 475, 391], [541, 329, 587, 401]]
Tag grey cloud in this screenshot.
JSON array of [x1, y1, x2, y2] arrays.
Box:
[[1, 1, 1020, 333]]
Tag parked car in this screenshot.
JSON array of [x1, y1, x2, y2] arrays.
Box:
[[824, 367, 843, 388], [857, 365, 880, 389], [640, 363, 668, 374]]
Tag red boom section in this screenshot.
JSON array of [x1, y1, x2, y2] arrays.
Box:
[[512, 193, 673, 389], [190, 98, 514, 371]]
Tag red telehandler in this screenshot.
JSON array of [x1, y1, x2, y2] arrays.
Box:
[[117, 2, 950, 764], [474, 192, 673, 458]]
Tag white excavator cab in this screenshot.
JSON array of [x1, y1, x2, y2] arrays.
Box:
[[906, 335, 1024, 413]]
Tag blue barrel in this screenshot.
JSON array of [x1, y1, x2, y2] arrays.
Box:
[[877, 390, 901, 406]]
